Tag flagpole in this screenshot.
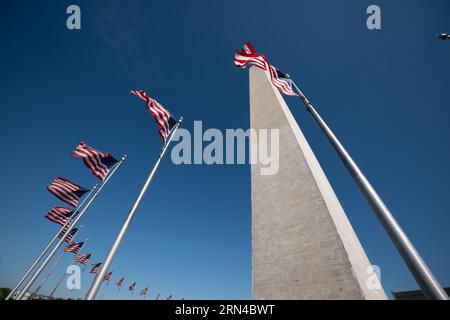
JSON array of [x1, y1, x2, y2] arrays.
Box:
[[31, 225, 85, 298], [85, 118, 183, 300], [16, 156, 126, 300], [5, 186, 96, 300], [49, 271, 65, 298], [291, 81, 449, 300]]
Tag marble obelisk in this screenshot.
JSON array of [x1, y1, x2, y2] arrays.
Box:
[[250, 67, 387, 299]]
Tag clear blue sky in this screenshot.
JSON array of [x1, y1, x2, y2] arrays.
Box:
[[0, 0, 449, 300]]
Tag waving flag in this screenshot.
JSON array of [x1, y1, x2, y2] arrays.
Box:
[[64, 241, 84, 254], [155, 292, 160, 300], [75, 253, 91, 265], [234, 42, 298, 96], [234, 42, 269, 70], [90, 263, 102, 274], [269, 67, 297, 96], [129, 282, 136, 291], [71, 142, 118, 181], [58, 227, 78, 243], [47, 177, 88, 208], [45, 206, 74, 226], [104, 271, 113, 281], [130, 90, 178, 142], [166, 294, 173, 300], [140, 288, 148, 296], [116, 277, 124, 287]]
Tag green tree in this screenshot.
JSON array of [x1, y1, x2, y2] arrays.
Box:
[[0, 288, 11, 300]]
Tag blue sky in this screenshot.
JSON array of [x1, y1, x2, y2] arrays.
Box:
[[0, 0, 449, 300]]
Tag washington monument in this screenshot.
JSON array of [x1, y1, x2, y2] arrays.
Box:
[[249, 67, 387, 300]]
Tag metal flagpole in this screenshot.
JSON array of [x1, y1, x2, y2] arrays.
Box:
[[31, 225, 85, 297], [6, 186, 96, 300], [49, 271, 65, 298], [16, 156, 126, 300], [290, 80, 449, 300], [85, 118, 183, 300]]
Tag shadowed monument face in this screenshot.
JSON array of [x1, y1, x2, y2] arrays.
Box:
[[249, 67, 387, 300]]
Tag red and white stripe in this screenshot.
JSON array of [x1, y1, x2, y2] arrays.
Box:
[[104, 271, 113, 281], [45, 206, 73, 226], [64, 241, 83, 254], [71, 142, 113, 181], [47, 177, 85, 208], [268, 65, 297, 96], [90, 263, 101, 273], [75, 254, 91, 265], [234, 42, 269, 70], [130, 90, 174, 142], [58, 226, 77, 243], [116, 277, 124, 287], [140, 288, 148, 296], [234, 42, 298, 96]]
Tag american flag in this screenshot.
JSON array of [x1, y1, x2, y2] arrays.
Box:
[[71, 142, 118, 181], [58, 227, 78, 243], [90, 263, 102, 274], [115, 277, 124, 287], [103, 271, 113, 281], [140, 288, 148, 296], [166, 294, 173, 300], [47, 177, 88, 208], [130, 90, 178, 142], [129, 282, 136, 291], [234, 42, 269, 70], [234, 42, 298, 96], [64, 241, 84, 254], [45, 206, 74, 226], [75, 253, 91, 265]]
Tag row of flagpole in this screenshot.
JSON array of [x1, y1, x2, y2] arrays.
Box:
[[85, 118, 183, 300], [32, 225, 85, 298], [7, 90, 183, 300], [43, 256, 172, 300], [12, 157, 126, 300], [5, 185, 97, 300], [17, 158, 125, 300]]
